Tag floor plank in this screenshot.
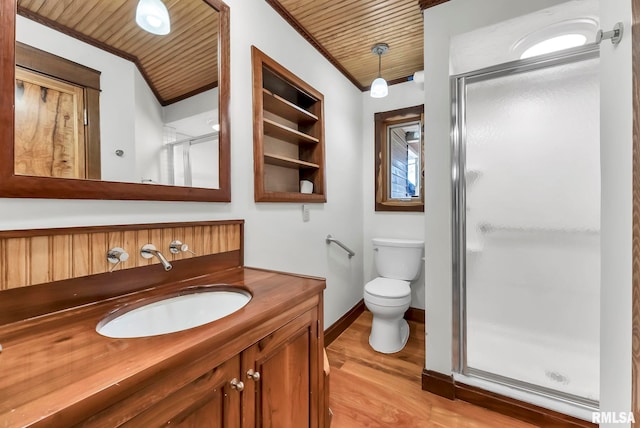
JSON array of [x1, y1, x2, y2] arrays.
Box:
[[327, 311, 539, 428]]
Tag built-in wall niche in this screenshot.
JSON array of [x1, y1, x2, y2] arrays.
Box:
[[251, 46, 326, 202]]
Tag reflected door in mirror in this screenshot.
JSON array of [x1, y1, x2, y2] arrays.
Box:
[[15, 67, 87, 179]]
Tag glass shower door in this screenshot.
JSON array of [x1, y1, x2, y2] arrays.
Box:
[[454, 48, 600, 406]]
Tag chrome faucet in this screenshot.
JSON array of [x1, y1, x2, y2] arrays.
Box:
[[140, 244, 173, 271]]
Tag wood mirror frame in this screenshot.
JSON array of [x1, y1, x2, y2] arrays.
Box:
[[0, 0, 230, 202]]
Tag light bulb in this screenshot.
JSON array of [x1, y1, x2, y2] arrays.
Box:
[[370, 77, 388, 98], [136, 0, 171, 35], [521, 34, 587, 59]]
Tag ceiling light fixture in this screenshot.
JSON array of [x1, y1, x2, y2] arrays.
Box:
[[370, 43, 389, 98], [520, 34, 587, 59], [514, 19, 597, 60], [136, 0, 171, 35]]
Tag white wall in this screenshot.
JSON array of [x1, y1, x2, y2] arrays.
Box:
[[134, 70, 164, 184], [163, 88, 218, 124], [425, 0, 633, 424], [362, 81, 426, 309], [599, 0, 633, 425], [2, 0, 365, 328]]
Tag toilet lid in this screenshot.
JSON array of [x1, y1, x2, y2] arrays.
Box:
[[365, 277, 410, 298]]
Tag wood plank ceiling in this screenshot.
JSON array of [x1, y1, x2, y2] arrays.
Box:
[[17, 0, 219, 105], [266, 0, 429, 91]]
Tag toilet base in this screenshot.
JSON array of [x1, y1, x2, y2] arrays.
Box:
[[368, 317, 410, 354]]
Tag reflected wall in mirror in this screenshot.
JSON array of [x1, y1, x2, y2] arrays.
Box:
[[374, 105, 424, 212], [0, 0, 230, 201]]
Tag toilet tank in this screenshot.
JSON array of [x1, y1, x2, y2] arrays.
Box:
[[373, 238, 424, 281]]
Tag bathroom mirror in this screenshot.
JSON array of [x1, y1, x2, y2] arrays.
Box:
[[0, 0, 230, 201], [374, 105, 424, 212]]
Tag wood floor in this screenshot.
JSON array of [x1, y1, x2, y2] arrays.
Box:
[[326, 312, 538, 428]]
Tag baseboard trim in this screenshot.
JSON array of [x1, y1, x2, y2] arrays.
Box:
[[404, 307, 425, 323], [456, 382, 596, 428], [324, 299, 365, 345], [421, 371, 596, 428], [325, 302, 424, 346], [421, 369, 455, 399]]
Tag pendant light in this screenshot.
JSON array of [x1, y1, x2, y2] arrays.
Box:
[[136, 0, 171, 35], [370, 43, 389, 98]]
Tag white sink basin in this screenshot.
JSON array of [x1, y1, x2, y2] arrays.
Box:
[[97, 288, 251, 338]]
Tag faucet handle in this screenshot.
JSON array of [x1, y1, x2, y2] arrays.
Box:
[[169, 240, 196, 255], [107, 247, 129, 272]]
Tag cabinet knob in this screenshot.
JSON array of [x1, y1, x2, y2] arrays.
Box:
[[246, 369, 261, 381], [230, 378, 244, 391]]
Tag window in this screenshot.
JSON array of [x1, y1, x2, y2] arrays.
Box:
[[374, 105, 424, 212]]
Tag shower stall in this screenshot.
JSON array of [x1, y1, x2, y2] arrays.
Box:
[[162, 128, 219, 189], [451, 45, 600, 415]]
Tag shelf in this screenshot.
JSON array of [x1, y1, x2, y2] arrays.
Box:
[[264, 153, 320, 170], [252, 46, 325, 203], [263, 118, 319, 145], [263, 89, 318, 124], [263, 67, 317, 109], [256, 191, 326, 203], [478, 223, 599, 235]]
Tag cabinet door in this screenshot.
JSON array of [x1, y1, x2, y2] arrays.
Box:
[[122, 355, 242, 428], [242, 309, 321, 428]]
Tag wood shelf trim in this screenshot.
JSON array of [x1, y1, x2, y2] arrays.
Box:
[[263, 118, 319, 144], [264, 153, 320, 170], [256, 191, 326, 203], [263, 88, 318, 123], [252, 47, 326, 204]]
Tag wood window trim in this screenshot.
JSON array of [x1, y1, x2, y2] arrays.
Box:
[[375, 105, 425, 212], [15, 42, 101, 179]]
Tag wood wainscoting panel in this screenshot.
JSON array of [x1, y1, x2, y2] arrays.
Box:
[[0, 220, 243, 290], [52, 234, 72, 281], [72, 233, 90, 277], [4, 238, 28, 289], [632, 0, 640, 423]]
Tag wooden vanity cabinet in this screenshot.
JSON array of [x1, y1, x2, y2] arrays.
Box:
[[242, 308, 320, 428], [76, 300, 323, 428], [121, 356, 242, 428]]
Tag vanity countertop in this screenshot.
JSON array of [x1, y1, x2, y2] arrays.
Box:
[[0, 266, 325, 427]]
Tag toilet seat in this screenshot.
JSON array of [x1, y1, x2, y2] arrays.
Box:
[[364, 277, 411, 307]]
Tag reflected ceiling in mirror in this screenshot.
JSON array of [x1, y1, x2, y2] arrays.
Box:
[[16, 0, 218, 187], [0, 0, 230, 201]]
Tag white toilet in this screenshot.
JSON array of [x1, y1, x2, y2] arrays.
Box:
[[364, 238, 424, 354]]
